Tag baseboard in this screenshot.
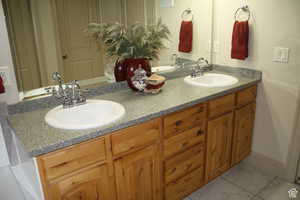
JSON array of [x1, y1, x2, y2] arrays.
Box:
[[242, 151, 287, 180]]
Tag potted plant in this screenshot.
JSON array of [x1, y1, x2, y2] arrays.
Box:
[[87, 19, 170, 90]]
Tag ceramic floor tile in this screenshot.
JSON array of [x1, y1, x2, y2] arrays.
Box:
[[222, 162, 275, 195], [258, 177, 300, 200], [0, 166, 25, 200], [187, 177, 253, 200], [251, 196, 264, 200]]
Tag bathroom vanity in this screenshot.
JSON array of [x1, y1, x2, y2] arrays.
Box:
[[5, 66, 261, 200], [36, 85, 257, 200]]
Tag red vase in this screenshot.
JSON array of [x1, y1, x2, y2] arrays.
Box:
[[114, 58, 127, 82], [125, 58, 152, 91]]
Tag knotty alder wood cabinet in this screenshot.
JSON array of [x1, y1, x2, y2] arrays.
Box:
[[37, 85, 257, 200]]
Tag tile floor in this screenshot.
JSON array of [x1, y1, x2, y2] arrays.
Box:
[[184, 161, 300, 200], [0, 166, 25, 200]]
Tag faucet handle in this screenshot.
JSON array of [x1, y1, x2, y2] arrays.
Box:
[[71, 80, 80, 89], [51, 86, 63, 99], [52, 72, 62, 82]]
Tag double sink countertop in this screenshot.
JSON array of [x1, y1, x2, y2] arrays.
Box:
[[6, 65, 262, 157]]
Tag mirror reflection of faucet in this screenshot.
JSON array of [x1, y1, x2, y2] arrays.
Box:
[[51, 72, 86, 108], [171, 53, 178, 67]]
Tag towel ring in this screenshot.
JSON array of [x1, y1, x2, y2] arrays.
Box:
[[234, 6, 251, 21], [181, 8, 194, 21]]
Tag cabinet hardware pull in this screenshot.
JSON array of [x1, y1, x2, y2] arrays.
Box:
[[175, 120, 183, 126], [198, 107, 204, 112], [182, 142, 189, 147], [197, 130, 204, 136]]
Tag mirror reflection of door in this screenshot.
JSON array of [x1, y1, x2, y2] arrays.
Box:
[[125, 0, 156, 26], [55, 0, 104, 83]]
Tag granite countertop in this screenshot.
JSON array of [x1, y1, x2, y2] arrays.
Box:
[[7, 66, 262, 157]]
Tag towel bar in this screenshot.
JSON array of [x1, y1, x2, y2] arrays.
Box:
[[181, 8, 194, 21], [234, 5, 251, 21]]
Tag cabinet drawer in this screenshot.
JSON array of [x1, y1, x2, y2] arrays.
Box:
[[237, 85, 257, 106], [163, 104, 206, 138], [38, 138, 106, 181], [165, 167, 204, 200], [111, 118, 160, 156], [208, 94, 235, 118], [164, 144, 205, 184], [164, 125, 206, 158]]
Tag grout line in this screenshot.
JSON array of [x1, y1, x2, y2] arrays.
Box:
[[253, 176, 278, 198], [220, 176, 257, 196], [250, 195, 264, 200], [220, 163, 278, 196]]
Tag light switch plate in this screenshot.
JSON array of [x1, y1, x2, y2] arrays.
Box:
[[280, 48, 290, 63], [273, 47, 290, 63]]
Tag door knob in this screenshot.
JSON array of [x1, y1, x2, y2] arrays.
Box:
[[62, 55, 68, 60]]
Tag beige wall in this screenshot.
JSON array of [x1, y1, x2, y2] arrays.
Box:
[[156, 0, 212, 65], [213, 0, 300, 179], [2, 0, 300, 180], [0, 1, 19, 104]]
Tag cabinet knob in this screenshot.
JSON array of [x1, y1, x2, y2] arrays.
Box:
[[175, 120, 183, 126], [62, 54, 68, 60], [198, 107, 204, 112], [197, 130, 205, 136], [182, 142, 189, 147]]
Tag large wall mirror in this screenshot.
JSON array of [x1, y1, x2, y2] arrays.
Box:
[[2, 0, 213, 99]]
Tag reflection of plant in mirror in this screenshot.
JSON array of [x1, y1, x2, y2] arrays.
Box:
[[87, 19, 170, 60]]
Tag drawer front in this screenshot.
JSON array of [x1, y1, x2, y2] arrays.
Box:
[[164, 144, 205, 184], [164, 125, 206, 158], [38, 138, 106, 181], [209, 94, 235, 118], [237, 85, 257, 106], [163, 104, 206, 138], [111, 118, 161, 156], [165, 167, 204, 200]]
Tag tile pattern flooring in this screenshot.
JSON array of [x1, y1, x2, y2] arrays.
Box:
[[184, 161, 300, 200]]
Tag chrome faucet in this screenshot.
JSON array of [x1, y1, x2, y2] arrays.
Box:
[[51, 72, 86, 108], [191, 58, 211, 78]]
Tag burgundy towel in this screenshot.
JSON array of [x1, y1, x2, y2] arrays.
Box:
[[0, 76, 5, 94], [178, 21, 193, 53], [231, 21, 249, 60]]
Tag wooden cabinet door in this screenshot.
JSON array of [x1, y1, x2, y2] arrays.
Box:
[[114, 145, 161, 200], [232, 103, 256, 166], [48, 164, 116, 200], [206, 112, 234, 182]]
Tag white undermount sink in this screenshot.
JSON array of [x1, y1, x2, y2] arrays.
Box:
[[184, 73, 239, 87], [152, 66, 176, 73], [45, 100, 125, 130]]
